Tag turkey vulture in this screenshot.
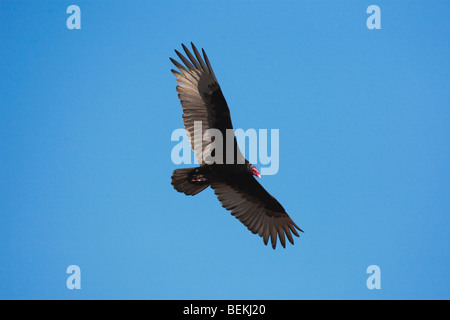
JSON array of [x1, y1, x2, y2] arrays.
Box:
[[170, 43, 303, 249]]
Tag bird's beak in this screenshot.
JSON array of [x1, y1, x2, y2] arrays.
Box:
[[257, 174, 261, 179]]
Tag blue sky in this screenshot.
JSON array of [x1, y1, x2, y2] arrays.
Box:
[[1, 0, 449, 299]]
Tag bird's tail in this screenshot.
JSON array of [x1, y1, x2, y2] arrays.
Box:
[[171, 167, 210, 196]]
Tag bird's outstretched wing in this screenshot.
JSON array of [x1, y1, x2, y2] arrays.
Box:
[[171, 43, 243, 164], [211, 176, 303, 249]]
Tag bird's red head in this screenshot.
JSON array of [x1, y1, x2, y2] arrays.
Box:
[[250, 165, 261, 179]]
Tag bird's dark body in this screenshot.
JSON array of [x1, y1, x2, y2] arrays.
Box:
[[170, 43, 303, 249]]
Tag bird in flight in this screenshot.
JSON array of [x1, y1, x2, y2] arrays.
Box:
[[170, 43, 303, 249]]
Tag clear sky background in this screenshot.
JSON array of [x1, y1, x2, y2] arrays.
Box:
[[1, 1, 449, 299]]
